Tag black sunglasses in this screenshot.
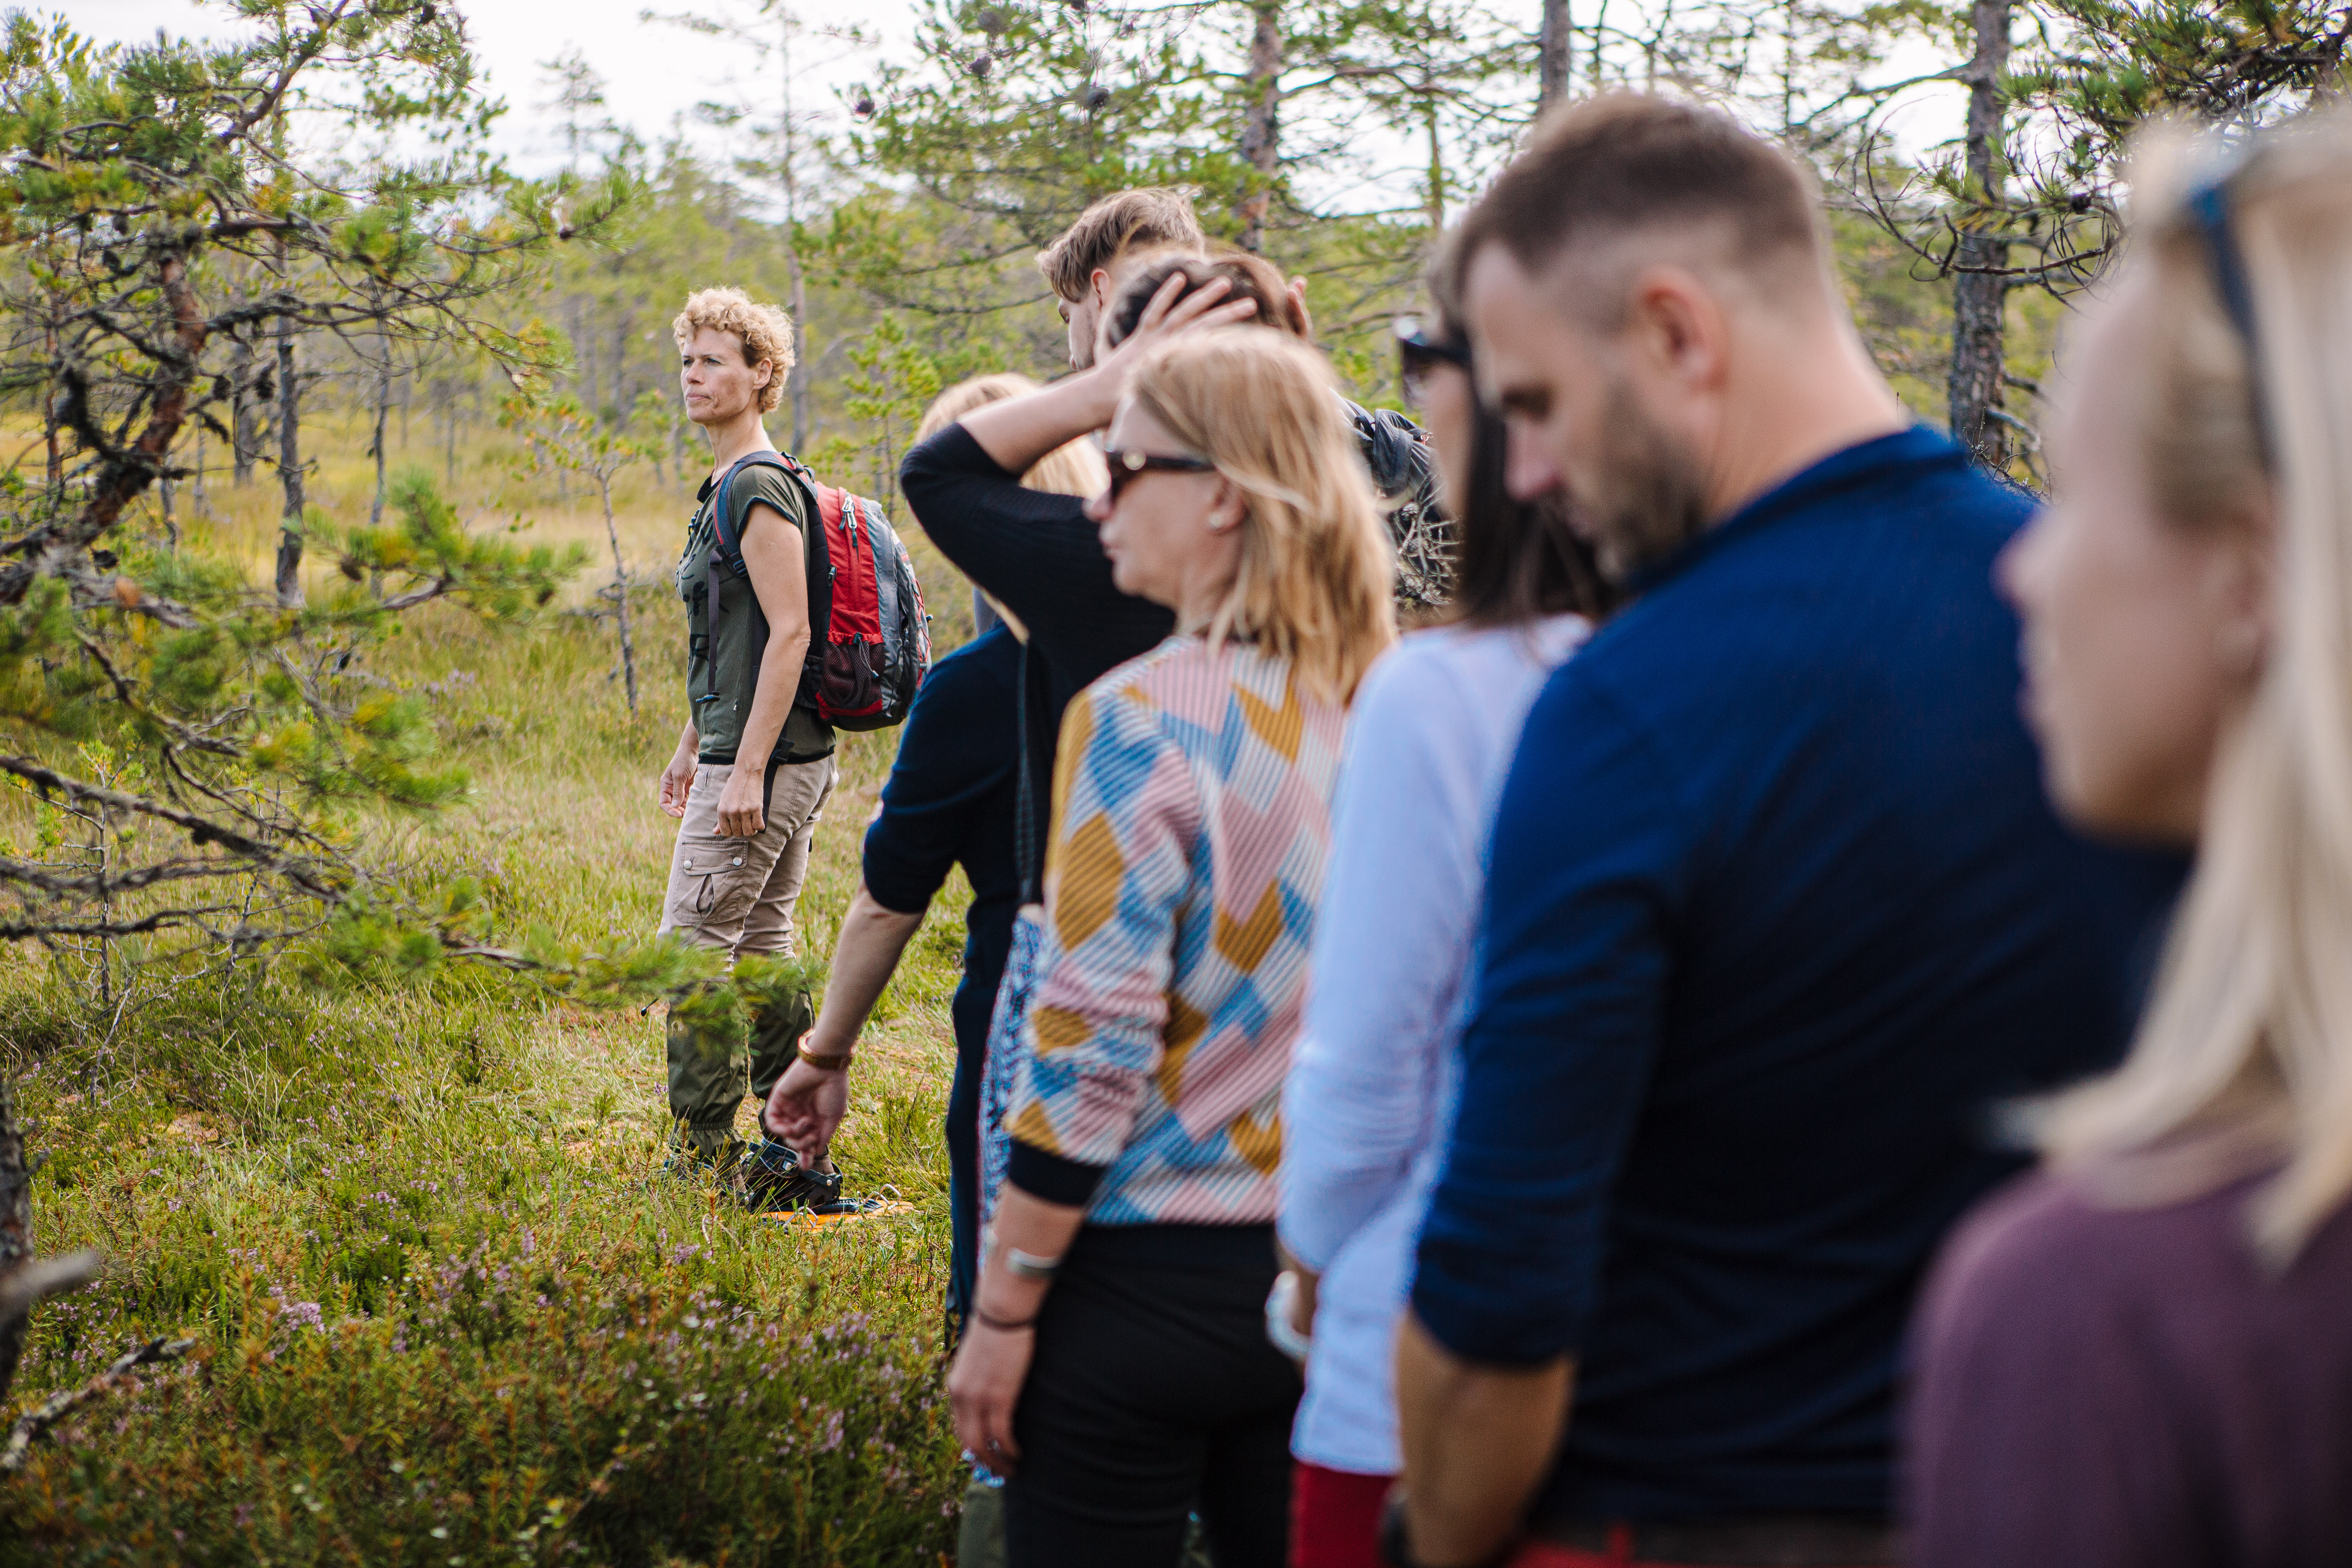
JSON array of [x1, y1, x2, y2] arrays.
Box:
[[1100, 447, 1218, 504], [1395, 315, 1472, 407]]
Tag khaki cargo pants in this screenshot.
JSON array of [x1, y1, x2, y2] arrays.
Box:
[[659, 755, 836, 1157]]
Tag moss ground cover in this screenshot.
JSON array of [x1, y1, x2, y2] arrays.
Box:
[[0, 422, 982, 1564]]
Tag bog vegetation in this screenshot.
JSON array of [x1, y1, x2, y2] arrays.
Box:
[[0, 0, 2342, 1561]]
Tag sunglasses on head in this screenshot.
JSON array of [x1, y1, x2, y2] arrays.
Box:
[[1100, 446, 1218, 504], [1395, 315, 1472, 406], [2184, 151, 2276, 466]]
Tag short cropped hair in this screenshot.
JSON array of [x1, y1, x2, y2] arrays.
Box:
[[1036, 189, 1206, 302], [1457, 93, 1826, 313], [671, 287, 795, 413], [1102, 250, 1308, 349]]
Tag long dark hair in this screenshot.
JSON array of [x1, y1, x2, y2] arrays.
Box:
[[1427, 238, 1616, 628]]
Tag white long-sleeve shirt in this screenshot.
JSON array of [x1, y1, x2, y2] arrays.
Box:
[[1278, 615, 1586, 1474]]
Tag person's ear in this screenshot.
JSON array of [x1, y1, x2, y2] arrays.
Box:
[[1205, 477, 1248, 534], [1626, 265, 1728, 393], [1090, 268, 1111, 311], [2205, 496, 2277, 683], [753, 357, 773, 391]]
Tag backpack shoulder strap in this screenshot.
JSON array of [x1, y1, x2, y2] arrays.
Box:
[[708, 450, 797, 579]]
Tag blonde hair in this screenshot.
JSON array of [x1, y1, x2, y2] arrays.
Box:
[[915, 373, 1109, 499], [2038, 107, 2352, 1263], [671, 287, 795, 414], [1125, 330, 1395, 704]]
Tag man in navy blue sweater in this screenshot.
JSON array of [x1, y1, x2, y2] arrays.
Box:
[[1390, 96, 2184, 1568]]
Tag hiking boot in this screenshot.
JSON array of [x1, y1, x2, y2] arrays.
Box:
[[659, 1140, 737, 1188], [738, 1137, 881, 1216]]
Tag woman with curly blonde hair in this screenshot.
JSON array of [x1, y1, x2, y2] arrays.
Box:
[[1907, 104, 2352, 1568], [652, 285, 842, 1198], [947, 328, 1393, 1568]]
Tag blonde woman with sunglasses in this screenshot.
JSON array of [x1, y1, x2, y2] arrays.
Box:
[[947, 329, 1394, 1568]]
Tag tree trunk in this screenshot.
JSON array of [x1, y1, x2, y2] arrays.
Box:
[[274, 317, 305, 608], [0, 1076, 105, 1415], [572, 297, 600, 423], [40, 313, 60, 496], [229, 335, 256, 486], [370, 324, 392, 528], [785, 241, 812, 452], [1423, 97, 1446, 232], [776, 9, 814, 453], [600, 475, 639, 715], [610, 314, 633, 439], [1540, 0, 1574, 111], [1236, 2, 1283, 254], [0, 1075, 40, 1400], [1947, 0, 2013, 469]]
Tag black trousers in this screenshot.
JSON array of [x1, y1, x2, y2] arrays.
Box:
[[944, 1026, 982, 1340], [1003, 1225, 1301, 1568]]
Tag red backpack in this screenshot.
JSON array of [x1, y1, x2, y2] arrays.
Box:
[[708, 451, 932, 731]]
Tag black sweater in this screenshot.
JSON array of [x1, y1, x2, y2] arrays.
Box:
[[899, 424, 1175, 895]]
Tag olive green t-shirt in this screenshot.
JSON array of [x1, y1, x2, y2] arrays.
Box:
[[676, 461, 835, 765]]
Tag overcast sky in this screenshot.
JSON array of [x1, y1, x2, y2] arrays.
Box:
[[73, 0, 1960, 200], [76, 0, 904, 177]]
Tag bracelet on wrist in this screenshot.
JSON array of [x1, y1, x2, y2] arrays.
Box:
[[971, 1305, 1037, 1333], [796, 1043, 852, 1071], [1003, 1245, 1063, 1282]]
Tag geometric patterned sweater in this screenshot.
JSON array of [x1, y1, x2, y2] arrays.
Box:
[[1006, 635, 1348, 1225]]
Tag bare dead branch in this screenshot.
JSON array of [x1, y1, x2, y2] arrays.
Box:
[[0, 1334, 194, 1474], [0, 1250, 100, 1329]]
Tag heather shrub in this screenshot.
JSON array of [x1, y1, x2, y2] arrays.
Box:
[[4, 1250, 960, 1566], [0, 506, 986, 1561]]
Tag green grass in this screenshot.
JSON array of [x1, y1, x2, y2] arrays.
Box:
[[0, 419, 985, 1564]]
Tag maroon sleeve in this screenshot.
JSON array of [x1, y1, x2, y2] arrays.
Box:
[[1902, 1173, 2197, 1568]]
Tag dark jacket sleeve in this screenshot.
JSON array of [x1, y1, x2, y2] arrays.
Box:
[[1411, 667, 1685, 1365], [861, 644, 1017, 916], [900, 425, 1125, 649]]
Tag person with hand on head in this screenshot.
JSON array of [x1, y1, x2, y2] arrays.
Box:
[[1098, 252, 1449, 604], [1037, 188, 1207, 374], [764, 373, 1105, 1339], [766, 373, 1109, 1568], [899, 262, 1261, 1286], [1906, 108, 2352, 1568], [947, 330, 1394, 1568], [1390, 94, 2183, 1568], [902, 197, 1249, 948], [655, 287, 844, 1206], [1274, 231, 1615, 1568]]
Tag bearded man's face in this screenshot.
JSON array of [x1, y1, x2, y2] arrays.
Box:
[[1465, 245, 1712, 584]]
